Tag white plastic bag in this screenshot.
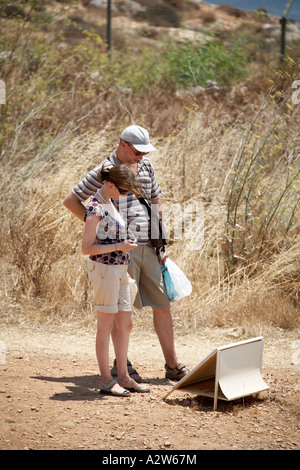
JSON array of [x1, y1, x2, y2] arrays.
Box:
[[128, 276, 138, 306], [163, 258, 192, 302]]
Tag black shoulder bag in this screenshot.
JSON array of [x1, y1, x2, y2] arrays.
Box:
[[137, 196, 168, 254]]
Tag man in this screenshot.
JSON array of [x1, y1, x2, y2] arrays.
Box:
[[63, 125, 188, 381]]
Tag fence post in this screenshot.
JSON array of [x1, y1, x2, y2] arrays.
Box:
[[107, 0, 111, 56], [280, 16, 287, 60], [280, 0, 294, 60]]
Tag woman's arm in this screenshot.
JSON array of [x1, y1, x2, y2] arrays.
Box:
[[82, 215, 137, 255]]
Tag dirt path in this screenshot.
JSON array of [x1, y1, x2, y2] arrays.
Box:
[[0, 324, 299, 451]]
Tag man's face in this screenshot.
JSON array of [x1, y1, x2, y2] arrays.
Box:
[[121, 140, 147, 165]]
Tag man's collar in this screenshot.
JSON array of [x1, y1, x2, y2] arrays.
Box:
[[110, 150, 122, 166]]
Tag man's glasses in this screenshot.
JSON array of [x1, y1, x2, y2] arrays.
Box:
[[123, 141, 148, 156]]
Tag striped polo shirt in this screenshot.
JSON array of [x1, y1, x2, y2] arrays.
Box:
[[72, 151, 162, 244]]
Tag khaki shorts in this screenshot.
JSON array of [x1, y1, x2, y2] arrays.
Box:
[[128, 243, 170, 309], [86, 260, 131, 314]]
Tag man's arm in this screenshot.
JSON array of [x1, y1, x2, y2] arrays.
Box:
[[63, 192, 87, 222], [63, 158, 112, 221], [151, 197, 162, 217]]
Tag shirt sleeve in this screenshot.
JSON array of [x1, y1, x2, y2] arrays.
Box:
[[86, 199, 106, 219], [71, 158, 113, 202], [140, 158, 162, 201]]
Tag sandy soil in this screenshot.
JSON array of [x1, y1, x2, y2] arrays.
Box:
[[0, 324, 299, 451]]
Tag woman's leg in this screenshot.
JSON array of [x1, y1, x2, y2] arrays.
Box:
[[113, 311, 133, 382], [96, 311, 115, 383], [113, 311, 151, 393]]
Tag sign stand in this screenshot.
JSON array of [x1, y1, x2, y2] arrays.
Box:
[[163, 337, 269, 411]]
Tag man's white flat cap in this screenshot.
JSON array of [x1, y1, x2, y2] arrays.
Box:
[[121, 125, 156, 152]]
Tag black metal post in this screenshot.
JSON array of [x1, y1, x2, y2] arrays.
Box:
[[280, 16, 287, 60], [280, 0, 294, 60], [107, 0, 111, 56]]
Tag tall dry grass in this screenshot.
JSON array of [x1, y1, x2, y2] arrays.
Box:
[[0, 2, 299, 335], [150, 70, 300, 335], [1, 74, 299, 336]]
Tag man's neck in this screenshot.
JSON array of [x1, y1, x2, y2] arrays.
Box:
[[115, 147, 138, 174]]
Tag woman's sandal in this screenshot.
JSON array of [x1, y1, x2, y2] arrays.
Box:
[[99, 379, 131, 397], [118, 378, 150, 393], [111, 359, 142, 383], [165, 363, 189, 381]]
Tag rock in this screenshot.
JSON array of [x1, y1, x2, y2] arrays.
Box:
[[88, 0, 145, 16], [224, 327, 245, 338]]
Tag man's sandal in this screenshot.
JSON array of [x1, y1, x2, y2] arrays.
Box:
[[165, 363, 189, 381], [99, 379, 131, 397], [118, 378, 150, 393], [111, 359, 142, 383]]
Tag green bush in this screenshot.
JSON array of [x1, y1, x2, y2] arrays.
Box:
[[164, 39, 251, 89]]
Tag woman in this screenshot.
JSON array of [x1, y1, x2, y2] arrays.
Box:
[[82, 164, 150, 396]]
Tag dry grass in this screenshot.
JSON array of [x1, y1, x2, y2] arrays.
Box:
[[152, 106, 299, 335], [1, 92, 299, 335]]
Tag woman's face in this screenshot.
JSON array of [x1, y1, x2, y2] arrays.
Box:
[[109, 182, 129, 199]]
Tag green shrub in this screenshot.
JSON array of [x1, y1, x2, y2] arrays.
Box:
[[164, 39, 251, 89]]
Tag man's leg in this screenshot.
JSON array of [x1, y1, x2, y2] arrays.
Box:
[[152, 306, 188, 379], [134, 244, 188, 379], [152, 307, 178, 368]]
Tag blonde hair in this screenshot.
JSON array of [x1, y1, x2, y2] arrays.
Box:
[[97, 164, 142, 198]]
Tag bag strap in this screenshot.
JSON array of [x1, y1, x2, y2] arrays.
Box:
[[137, 195, 151, 216]]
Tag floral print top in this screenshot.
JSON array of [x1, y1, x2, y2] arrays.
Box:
[[86, 194, 130, 265]]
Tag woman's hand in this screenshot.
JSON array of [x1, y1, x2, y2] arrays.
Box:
[[117, 239, 138, 253]]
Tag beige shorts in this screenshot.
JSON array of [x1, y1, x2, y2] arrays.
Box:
[[86, 260, 131, 314], [128, 243, 170, 309]]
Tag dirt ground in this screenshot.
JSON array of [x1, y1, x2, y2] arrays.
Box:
[[0, 324, 299, 452]]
